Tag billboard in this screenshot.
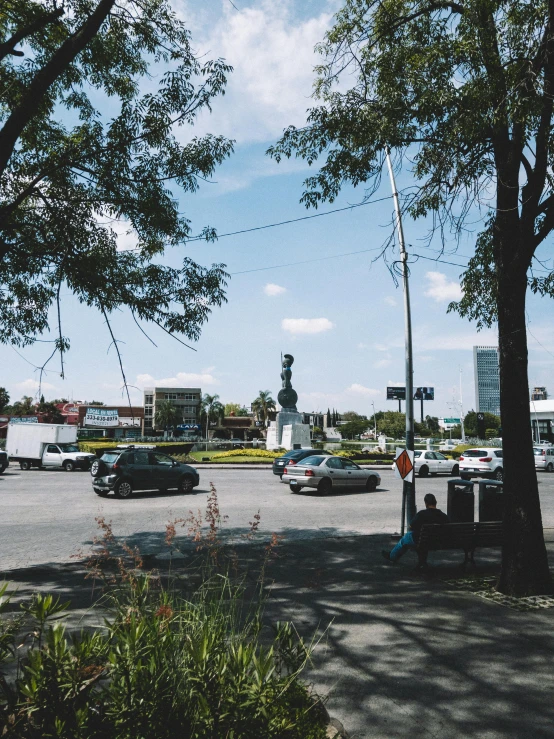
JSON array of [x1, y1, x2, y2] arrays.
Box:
[[414, 387, 434, 401], [85, 408, 119, 427], [387, 387, 406, 400]]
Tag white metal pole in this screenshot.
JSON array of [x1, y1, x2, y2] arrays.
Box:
[[459, 366, 466, 442], [372, 401, 377, 438], [385, 147, 416, 528]]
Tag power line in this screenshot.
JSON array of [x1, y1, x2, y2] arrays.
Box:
[[230, 245, 385, 275]]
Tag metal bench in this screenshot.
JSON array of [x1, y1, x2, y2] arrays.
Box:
[[416, 521, 504, 570]]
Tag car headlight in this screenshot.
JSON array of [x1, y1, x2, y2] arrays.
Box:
[[76, 456, 86, 460]]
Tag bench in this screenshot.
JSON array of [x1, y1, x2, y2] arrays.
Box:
[[415, 521, 504, 570]]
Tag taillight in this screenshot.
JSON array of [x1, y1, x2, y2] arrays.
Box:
[[542, 450, 546, 456], [113, 462, 120, 470], [283, 467, 288, 474], [305, 469, 314, 477], [459, 456, 464, 461], [479, 457, 492, 462]]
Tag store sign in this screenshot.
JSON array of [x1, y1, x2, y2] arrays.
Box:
[[177, 424, 201, 431], [85, 408, 119, 427], [10, 416, 38, 423]]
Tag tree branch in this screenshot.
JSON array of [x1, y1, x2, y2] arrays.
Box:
[[0, 0, 117, 178], [0, 7, 64, 62]]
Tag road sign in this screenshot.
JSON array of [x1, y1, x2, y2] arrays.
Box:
[[387, 386, 406, 400], [444, 418, 461, 424], [393, 447, 414, 482]]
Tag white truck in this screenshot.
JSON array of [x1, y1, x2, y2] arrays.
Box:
[[6, 423, 96, 471]]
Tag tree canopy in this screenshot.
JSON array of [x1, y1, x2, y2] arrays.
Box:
[[0, 0, 233, 360], [269, 0, 554, 595]]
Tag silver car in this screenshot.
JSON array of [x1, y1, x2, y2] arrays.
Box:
[[281, 454, 381, 495], [534, 446, 554, 472]]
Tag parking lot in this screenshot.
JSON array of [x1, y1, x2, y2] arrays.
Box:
[[2, 466, 554, 572]]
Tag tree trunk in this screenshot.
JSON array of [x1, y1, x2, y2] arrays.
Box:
[[496, 252, 553, 596]]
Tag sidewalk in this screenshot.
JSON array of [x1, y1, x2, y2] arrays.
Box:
[[4, 533, 554, 738]]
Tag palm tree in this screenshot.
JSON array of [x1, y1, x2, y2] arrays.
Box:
[[154, 400, 181, 438], [201, 393, 224, 439], [251, 390, 276, 428]]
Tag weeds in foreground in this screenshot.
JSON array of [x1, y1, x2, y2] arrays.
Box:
[[0, 487, 327, 738]]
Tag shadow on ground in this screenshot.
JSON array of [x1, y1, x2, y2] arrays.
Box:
[[3, 530, 554, 738]]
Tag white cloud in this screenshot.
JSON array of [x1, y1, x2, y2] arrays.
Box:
[[387, 380, 405, 387], [357, 342, 368, 349], [424, 271, 463, 302], [384, 296, 397, 306], [281, 318, 334, 335], [264, 283, 287, 296], [345, 383, 381, 397], [195, 2, 333, 143], [135, 371, 219, 388], [373, 359, 392, 369], [15, 379, 56, 392]]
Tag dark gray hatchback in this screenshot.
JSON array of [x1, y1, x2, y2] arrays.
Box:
[[272, 448, 331, 476], [91, 446, 199, 499]]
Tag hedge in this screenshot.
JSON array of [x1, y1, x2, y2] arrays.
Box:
[[78, 441, 194, 456]]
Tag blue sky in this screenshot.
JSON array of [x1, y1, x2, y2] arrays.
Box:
[[2, 0, 553, 418]]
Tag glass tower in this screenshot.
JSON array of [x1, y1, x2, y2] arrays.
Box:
[[473, 346, 501, 416]]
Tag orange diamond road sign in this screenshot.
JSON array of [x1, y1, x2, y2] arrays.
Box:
[[396, 449, 414, 480]]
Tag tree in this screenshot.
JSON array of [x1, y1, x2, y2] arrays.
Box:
[[0, 387, 9, 412], [201, 394, 224, 439], [326, 408, 331, 427], [464, 411, 501, 438], [153, 400, 181, 437], [36, 399, 63, 423], [224, 403, 250, 417], [10, 396, 34, 416], [251, 390, 276, 428], [269, 0, 554, 596], [87, 401, 105, 407], [338, 419, 370, 439], [1, 0, 232, 370], [342, 410, 367, 422]]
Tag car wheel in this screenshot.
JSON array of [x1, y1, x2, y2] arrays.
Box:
[[494, 468, 503, 481], [318, 477, 332, 496], [63, 460, 75, 472], [20, 461, 31, 471], [366, 476, 377, 492], [94, 488, 109, 497], [451, 464, 459, 476], [0, 465, 6, 474], [114, 480, 133, 499], [289, 482, 301, 493], [547, 463, 554, 473], [419, 465, 429, 478], [90, 459, 101, 477], [179, 475, 194, 494]]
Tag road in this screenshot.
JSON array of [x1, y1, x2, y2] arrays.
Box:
[[2, 466, 554, 571]]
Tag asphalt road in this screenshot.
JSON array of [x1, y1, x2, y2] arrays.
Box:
[[2, 466, 554, 571]]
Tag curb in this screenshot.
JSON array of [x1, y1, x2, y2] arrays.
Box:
[[192, 464, 391, 470]]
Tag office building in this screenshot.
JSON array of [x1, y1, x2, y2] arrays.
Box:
[[143, 387, 201, 434], [531, 386, 548, 401], [473, 346, 501, 416]]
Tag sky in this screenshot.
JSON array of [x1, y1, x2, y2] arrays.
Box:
[[2, 0, 553, 419]]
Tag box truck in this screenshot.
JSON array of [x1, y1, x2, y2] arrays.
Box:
[[6, 423, 96, 471]]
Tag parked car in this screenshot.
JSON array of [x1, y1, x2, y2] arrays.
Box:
[[459, 448, 503, 480], [229, 438, 245, 449], [272, 448, 331, 476], [91, 446, 199, 498], [534, 445, 554, 472], [0, 449, 8, 474], [281, 454, 381, 495], [392, 450, 459, 478]]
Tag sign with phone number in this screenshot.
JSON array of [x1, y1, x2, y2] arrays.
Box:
[[85, 408, 119, 427]]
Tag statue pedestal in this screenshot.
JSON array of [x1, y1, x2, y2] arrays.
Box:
[[266, 409, 311, 451]]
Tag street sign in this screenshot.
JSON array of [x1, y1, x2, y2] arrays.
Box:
[[393, 447, 414, 482], [387, 386, 406, 400], [443, 418, 461, 424]]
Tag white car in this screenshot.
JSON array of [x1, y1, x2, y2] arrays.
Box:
[[282, 454, 381, 495], [534, 446, 554, 472], [391, 451, 459, 478], [459, 448, 503, 480]]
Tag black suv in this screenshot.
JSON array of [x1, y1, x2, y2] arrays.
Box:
[[0, 450, 8, 474], [91, 446, 199, 499], [272, 448, 331, 476]]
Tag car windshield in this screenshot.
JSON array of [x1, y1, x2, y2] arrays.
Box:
[[60, 444, 79, 452], [283, 450, 306, 459], [534, 448, 544, 455], [464, 450, 488, 457], [414, 451, 422, 458], [296, 456, 325, 466], [101, 452, 120, 464]]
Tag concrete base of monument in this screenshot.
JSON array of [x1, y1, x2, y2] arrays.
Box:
[[266, 411, 311, 451]]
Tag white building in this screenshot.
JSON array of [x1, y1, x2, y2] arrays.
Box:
[[530, 399, 554, 443], [143, 387, 201, 434], [473, 346, 501, 416]]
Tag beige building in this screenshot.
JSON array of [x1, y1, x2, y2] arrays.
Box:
[[143, 387, 201, 434]]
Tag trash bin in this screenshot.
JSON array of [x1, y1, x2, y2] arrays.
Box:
[[478, 479, 504, 522], [447, 478, 475, 523]]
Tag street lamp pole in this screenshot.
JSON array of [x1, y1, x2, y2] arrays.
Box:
[[385, 148, 416, 530], [371, 401, 377, 439]]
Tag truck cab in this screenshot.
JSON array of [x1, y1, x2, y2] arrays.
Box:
[[42, 443, 94, 471]]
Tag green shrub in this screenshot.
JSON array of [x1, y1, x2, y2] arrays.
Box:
[[449, 444, 475, 458], [211, 448, 281, 459], [78, 441, 193, 456], [0, 492, 328, 739]]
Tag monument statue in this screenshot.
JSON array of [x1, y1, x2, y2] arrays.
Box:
[[277, 353, 298, 411]]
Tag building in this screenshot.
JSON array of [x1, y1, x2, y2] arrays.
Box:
[[531, 386, 548, 401], [143, 387, 201, 435], [530, 399, 554, 443], [78, 405, 144, 438], [473, 346, 501, 416]]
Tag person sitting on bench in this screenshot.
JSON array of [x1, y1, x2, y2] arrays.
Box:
[[382, 493, 449, 563]]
